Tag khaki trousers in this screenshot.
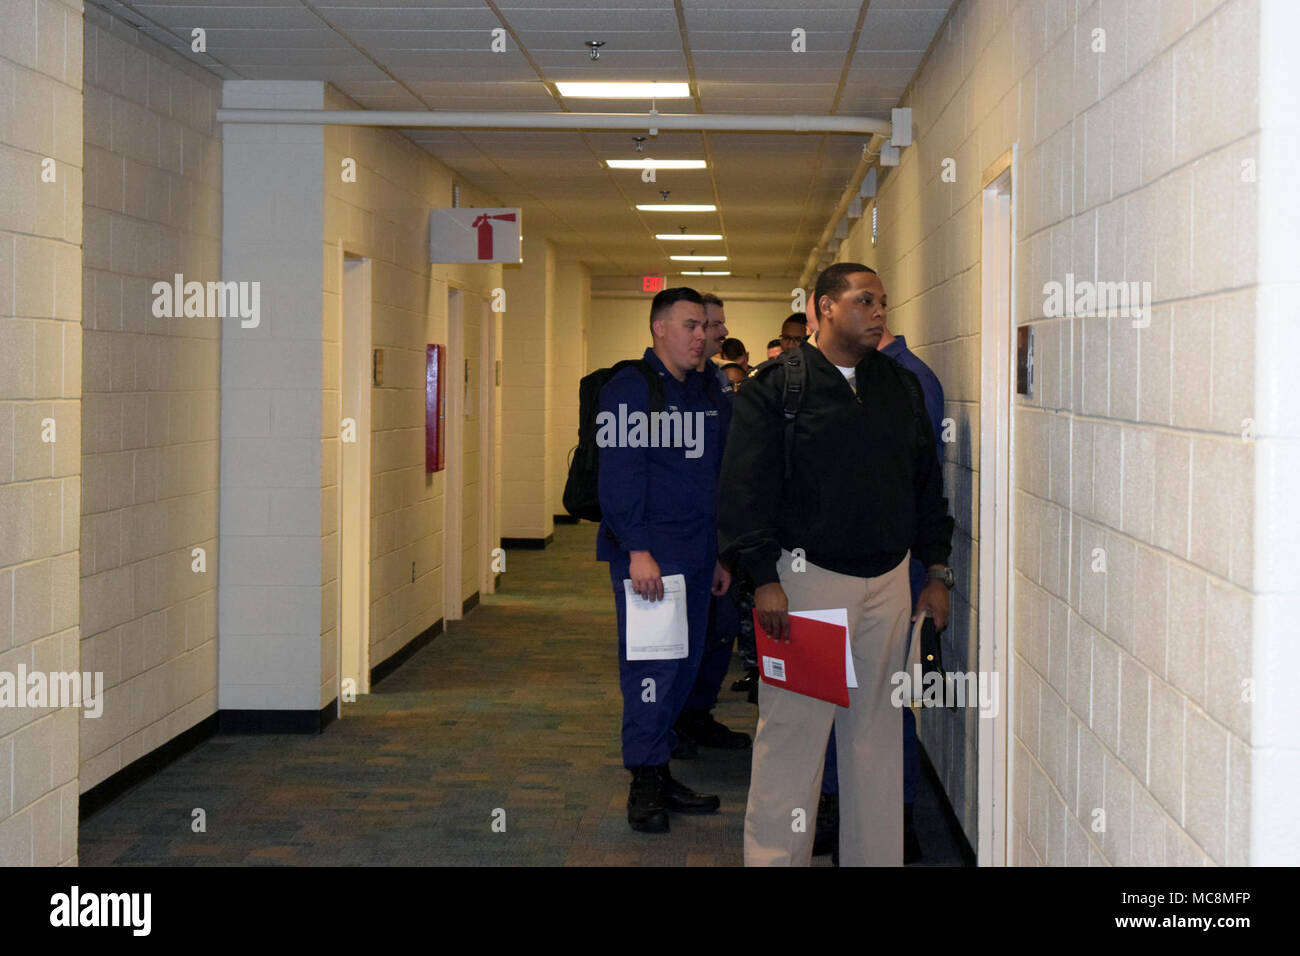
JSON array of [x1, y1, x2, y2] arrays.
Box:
[[744, 550, 912, 866]]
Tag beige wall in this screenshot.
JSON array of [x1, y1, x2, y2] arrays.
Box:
[[550, 259, 589, 517], [0, 0, 83, 866], [78, 3, 221, 794], [836, 0, 1259, 864], [322, 89, 503, 678]]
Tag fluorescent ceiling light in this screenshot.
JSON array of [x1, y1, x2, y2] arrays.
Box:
[[656, 234, 722, 241], [680, 271, 731, 276], [606, 159, 706, 170], [636, 204, 717, 212], [556, 81, 690, 99], [670, 255, 727, 261]]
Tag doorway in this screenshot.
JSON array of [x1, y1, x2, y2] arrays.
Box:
[[340, 254, 373, 701], [977, 149, 1016, 865]]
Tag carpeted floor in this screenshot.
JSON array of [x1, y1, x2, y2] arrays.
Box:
[[79, 522, 968, 866]]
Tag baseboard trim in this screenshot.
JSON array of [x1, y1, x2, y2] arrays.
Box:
[[462, 591, 480, 614], [218, 700, 337, 735], [79, 712, 219, 820], [552, 514, 579, 525], [500, 535, 553, 549], [371, 617, 443, 687]]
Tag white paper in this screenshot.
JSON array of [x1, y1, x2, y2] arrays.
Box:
[[624, 573, 689, 660], [789, 608, 857, 688]]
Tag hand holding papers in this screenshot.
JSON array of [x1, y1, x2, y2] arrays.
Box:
[[624, 573, 688, 660], [753, 608, 857, 707]]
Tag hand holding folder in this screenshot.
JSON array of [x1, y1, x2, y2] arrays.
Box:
[[753, 608, 857, 707]]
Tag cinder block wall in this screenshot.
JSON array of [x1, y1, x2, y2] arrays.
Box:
[[549, 259, 588, 518], [0, 0, 83, 866], [838, 0, 1258, 865], [78, 2, 221, 794], [322, 86, 503, 675]]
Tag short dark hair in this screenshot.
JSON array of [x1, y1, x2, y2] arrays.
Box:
[[720, 362, 744, 374], [814, 262, 877, 318], [701, 292, 724, 307], [649, 286, 704, 334], [782, 313, 807, 330], [767, 338, 781, 350], [720, 338, 746, 361]]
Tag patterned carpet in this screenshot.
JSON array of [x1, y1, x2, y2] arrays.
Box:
[[79, 523, 966, 866]]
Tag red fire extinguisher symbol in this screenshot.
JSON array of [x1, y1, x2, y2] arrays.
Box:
[[473, 212, 517, 260]]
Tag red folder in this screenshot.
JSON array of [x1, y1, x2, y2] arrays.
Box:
[[752, 610, 851, 707]]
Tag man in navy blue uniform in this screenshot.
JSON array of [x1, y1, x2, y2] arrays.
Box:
[[597, 286, 734, 833]]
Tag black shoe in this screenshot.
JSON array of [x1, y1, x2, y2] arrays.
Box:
[[748, 679, 758, 704], [677, 710, 752, 749], [657, 765, 720, 814], [670, 727, 699, 760], [627, 767, 670, 833], [731, 667, 758, 693], [904, 804, 922, 864], [812, 792, 839, 856]]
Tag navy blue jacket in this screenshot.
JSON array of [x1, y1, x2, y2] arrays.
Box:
[[880, 335, 945, 465], [596, 348, 731, 569]]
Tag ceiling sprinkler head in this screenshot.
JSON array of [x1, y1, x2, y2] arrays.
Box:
[[678, 225, 687, 233], [633, 135, 646, 153], [660, 190, 670, 201], [585, 40, 604, 61]]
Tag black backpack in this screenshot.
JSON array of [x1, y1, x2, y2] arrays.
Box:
[[562, 359, 665, 521]]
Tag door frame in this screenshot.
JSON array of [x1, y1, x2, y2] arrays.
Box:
[[336, 248, 373, 709], [443, 286, 465, 623], [977, 146, 1017, 866]]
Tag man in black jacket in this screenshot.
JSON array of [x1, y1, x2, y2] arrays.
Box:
[[718, 262, 954, 866]]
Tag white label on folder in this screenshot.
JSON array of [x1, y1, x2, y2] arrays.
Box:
[[762, 656, 786, 681]]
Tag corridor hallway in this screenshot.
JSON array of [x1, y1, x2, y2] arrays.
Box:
[[79, 523, 964, 866]]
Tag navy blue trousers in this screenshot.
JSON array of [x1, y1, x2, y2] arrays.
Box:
[[823, 558, 925, 803], [683, 589, 740, 714], [610, 560, 714, 768]]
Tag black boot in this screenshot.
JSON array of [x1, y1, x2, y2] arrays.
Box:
[[812, 791, 839, 856], [627, 766, 670, 833], [904, 803, 922, 864], [670, 726, 698, 760], [731, 667, 758, 693], [657, 765, 720, 814], [676, 710, 751, 749]]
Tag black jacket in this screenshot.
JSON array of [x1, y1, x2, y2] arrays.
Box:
[[717, 342, 954, 588]]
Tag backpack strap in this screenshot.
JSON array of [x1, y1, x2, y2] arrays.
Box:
[[608, 358, 665, 414], [897, 366, 930, 453], [780, 349, 805, 480]]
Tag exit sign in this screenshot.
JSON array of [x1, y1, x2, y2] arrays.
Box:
[[642, 275, 665, 293]]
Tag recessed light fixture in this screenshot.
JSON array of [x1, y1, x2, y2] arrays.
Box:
[[655, 234, 722, 241], [636, 204, 717, 212], [670, 255, 727, 261], [557, 81, 689, 98], [680, 270, 731, 276], [606, 159, 706, 170]]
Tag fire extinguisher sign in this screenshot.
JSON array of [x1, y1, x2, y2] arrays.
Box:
[[428, 207, 523, 264]]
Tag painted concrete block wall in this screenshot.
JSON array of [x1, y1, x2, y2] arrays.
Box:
[[0, 0, 83, 866], [500, 238, 554, 540], [78, 3, 220, 794], [218, 81, 324, 713], [836, 0, 1259, 864], [322, 86, 502, 676]]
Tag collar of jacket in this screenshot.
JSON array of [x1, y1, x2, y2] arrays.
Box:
[[641, 346, 713, 392]]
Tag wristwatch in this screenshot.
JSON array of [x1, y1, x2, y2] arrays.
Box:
[[927, 566, 955, 589]]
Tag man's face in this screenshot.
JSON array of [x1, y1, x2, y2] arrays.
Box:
[[703, 304, 728, 362], [766, 344, 782, 360], [819, 271, 887, 355], [780, 321, 808, 351], [653, 300, 707, 375], [724, 366, 746, 389]]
